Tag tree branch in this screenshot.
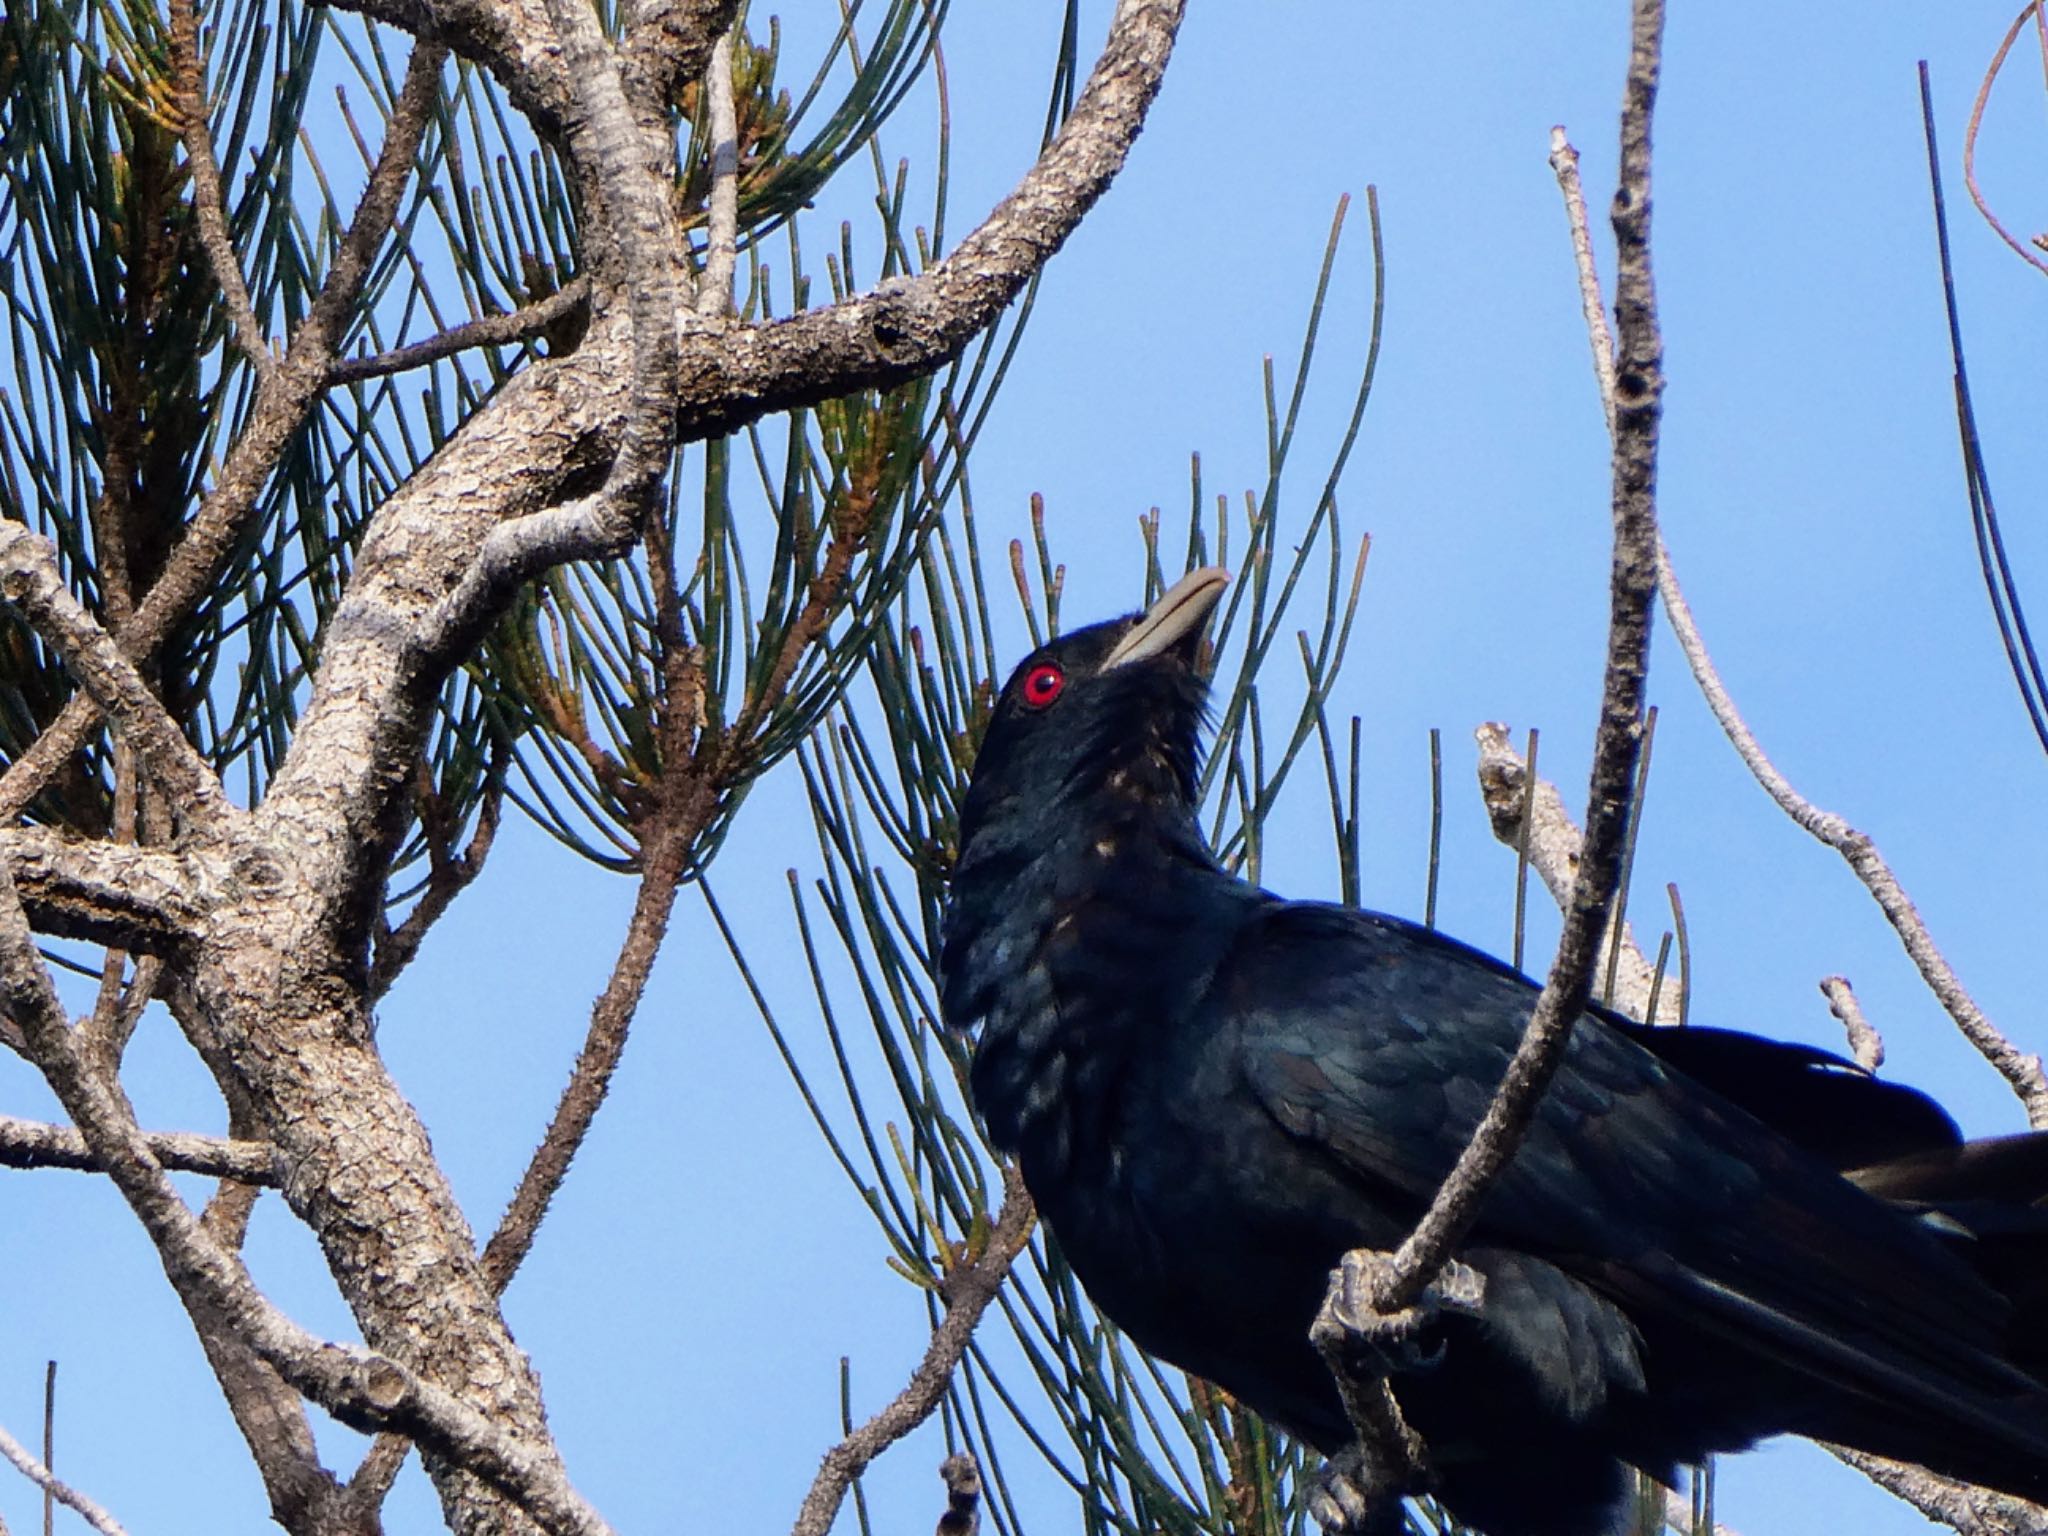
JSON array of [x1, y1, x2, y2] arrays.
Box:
[[169, 0, 274, 377], [1471, 722, 1675, 1023], [1656, 539, 2048, 1125], [328, 281, 589, 385], [0, 825, 207, 953], [1359, 0, 1665, 1319], [790, 1168, 1036, 1536], [1550, 84, 2048, 1536], [666, 0, 1187, 444], [1316, 0, 1667, 1505], [0, 1113, 278, 1183], [1553, 114, 2048, 1122], [1829, 1446, 2048, 1536], [0, 1419, 127, 1536], [0, 867, 614, 1536], [695, 21, 740, 318], [0, 38, 448, 829], [0, 525, 231, 830]]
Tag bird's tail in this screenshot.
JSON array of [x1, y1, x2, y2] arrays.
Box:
[[1850, 1129, 2048, 1382]]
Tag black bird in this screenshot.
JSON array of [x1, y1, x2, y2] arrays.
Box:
[[939, 567, 2048, 1536]]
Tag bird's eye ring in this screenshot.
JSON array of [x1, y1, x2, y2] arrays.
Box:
[[1021, 662, 1065, 710]]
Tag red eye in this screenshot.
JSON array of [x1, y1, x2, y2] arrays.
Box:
[[1020, 662, 1065, 709]]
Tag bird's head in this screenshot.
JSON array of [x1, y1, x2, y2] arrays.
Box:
[[956, 566, 1230, 852]]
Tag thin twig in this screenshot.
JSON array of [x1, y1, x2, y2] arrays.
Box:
[[328, 281, 590, 385], [696, 22, 741, 318], [1820, 976, 1885, 1073], [1964, 4, 2048, 278], [478, 793, 703, 1288], [789, 1167, 1035, 1536], [1655, 543, 2048, 1124], [1549, 127, 1618, 433], [1552, 100, 2048, 1128], [168, 0, 274, 375], [0, 1420, 126, 1536]]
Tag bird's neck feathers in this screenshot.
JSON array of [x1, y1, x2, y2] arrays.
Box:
[[943, 692, 1247, 1175]]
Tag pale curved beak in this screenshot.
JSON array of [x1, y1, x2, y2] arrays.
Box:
[[1103, 566, 1231, 669]]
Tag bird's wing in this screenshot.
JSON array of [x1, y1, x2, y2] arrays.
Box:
[[1222, 901, 2048, 1466]]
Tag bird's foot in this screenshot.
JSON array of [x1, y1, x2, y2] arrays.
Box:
[[1308, 1445, 1413, 1536], [1310, 1249, 1485, 1377]]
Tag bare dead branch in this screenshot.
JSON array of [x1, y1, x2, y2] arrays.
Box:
[[791, 1168, 1036, 1536], [1964, 4, 2048, 279], [1354, 0, 1665, 1319], [0, 1114, 278, 1183], [696, 22, 741, 318], [1656, 544, 2048, 1125], [1552, 104, 2048, 1129], [329, 281, 589, 385], [1821, 976, 1886, 1072], [1313, 7, 1667, 1514], [0, 1420, 126, 1536], [1828, 1446, 2048, 1536], [1472, 722, 1675, 1023]]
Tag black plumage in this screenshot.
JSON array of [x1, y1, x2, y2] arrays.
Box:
[[938, 567, 2048, 1536]]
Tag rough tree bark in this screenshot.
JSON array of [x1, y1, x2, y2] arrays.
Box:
[[0, 3, 1187, 1534]]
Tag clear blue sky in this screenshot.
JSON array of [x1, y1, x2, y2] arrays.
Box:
[[5, 3, 2048, 1534]]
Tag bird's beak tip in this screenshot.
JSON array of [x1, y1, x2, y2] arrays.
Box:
[[1103, 566, 1232, 670]]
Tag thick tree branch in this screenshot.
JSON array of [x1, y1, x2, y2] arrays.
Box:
[[1, 825, 208, 952], [0, 868, 613, 1536], [620, 0, 741, 120], [666, 0, 1186, 443], [259, 0, 1185, 935], [325, 0, 571, 135], [1829, 1446, 2048, 1536]]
